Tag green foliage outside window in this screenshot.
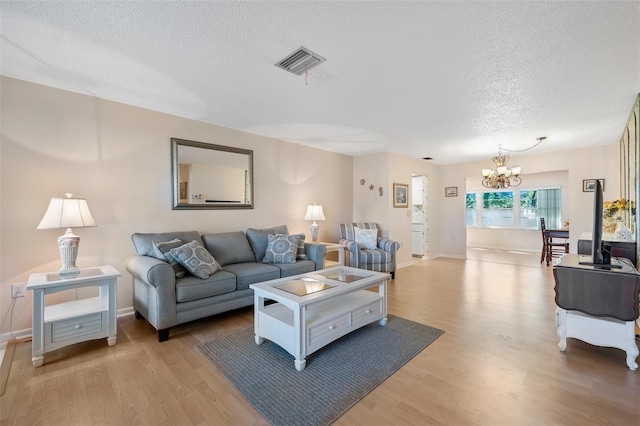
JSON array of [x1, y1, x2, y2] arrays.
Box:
[[465, 193, 476, 208], [520, 190, 537, 208], [482, 192, 513, 208]]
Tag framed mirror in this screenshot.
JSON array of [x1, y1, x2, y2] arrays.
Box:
[[171, 138, 254, 209]]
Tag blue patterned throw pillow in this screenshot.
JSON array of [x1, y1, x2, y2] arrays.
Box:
[[169, 240, 221, 279], [263, 234, 301, 264]]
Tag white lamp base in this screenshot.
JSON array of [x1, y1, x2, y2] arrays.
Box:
[[57, 228, 81, 277], [310, 222, 319, 242]]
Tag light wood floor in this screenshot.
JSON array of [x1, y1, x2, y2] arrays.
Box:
[[2, 253, 640, 425]]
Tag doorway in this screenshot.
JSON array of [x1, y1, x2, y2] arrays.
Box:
[[411, 175, 428, 259]]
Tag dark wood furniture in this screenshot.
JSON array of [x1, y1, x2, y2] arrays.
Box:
[[541, 218, 569, 266], [553, 254, 640, 370], [577, 231, 637, 266]]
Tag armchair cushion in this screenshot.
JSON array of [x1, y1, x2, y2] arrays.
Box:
[[354, 227, 378, 249]]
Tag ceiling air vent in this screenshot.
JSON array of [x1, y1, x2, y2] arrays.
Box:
[[275, 46, 326, 75]]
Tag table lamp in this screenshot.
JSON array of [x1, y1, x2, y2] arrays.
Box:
[[37, 193, 96, 277], [304, 203, 325, 242]]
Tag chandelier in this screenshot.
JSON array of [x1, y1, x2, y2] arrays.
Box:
[[481, 137, 546, 189]]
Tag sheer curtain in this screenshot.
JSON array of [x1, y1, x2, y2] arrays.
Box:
[[538, 189, 561, 229]]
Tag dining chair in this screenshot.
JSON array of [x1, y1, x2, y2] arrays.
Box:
[[540, 217, 569, 266]]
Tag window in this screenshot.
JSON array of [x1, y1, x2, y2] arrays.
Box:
[[481, 192, 514, 226], [466, 193, 477, 226], [466, 188, 561, 229]]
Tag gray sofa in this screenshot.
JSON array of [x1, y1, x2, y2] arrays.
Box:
[[125, 225, 327, 341]]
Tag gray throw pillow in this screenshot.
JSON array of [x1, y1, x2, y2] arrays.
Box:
[[263, 234, 300, 264], [169, 240, 221, 279], [246, 225, 289, 261], [277, 233, 307, 260], [152, 238, 187, 278]]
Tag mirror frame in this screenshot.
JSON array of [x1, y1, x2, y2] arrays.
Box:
[[171, 138, 254, 210]]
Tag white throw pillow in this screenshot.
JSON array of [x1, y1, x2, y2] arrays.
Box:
[[169, 240, 221, 279], [354, 227, 378, 250]]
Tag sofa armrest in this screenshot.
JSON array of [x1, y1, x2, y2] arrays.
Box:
[[125, 255, 178, 330], [304, 242, 327, 270], [125, 255, 175, 288], [378, 238, 400, 253]]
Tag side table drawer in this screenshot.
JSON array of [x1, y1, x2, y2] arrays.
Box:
[[50, 312, 104, 343]]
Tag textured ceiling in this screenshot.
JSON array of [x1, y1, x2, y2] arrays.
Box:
[[1, 1, 639, 165]]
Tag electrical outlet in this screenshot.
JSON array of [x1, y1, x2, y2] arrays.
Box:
[[11, 283, 26, 298]]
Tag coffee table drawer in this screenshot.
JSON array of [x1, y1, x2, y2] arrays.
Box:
[[307, 314, 350, 350], [352, 301, 382, 327]]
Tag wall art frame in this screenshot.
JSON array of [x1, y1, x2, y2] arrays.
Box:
[[583, 179, 605, 192], [393, 183, 409, 208], [445, 186, 458, 197]]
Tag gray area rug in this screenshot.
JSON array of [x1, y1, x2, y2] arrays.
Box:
[[196, 315, 444, 426]]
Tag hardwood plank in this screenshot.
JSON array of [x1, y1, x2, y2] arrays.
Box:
[[1, 253, 639, 425]]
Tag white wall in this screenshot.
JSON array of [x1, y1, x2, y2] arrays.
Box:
[[0, 77, 354, 334], [353, 152, 441, 267]]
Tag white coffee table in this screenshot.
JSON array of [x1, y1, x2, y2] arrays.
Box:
[[249, 266, 388, 371]]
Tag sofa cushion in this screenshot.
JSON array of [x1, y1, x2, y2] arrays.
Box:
[[202, 232, 256, 266], [132, 231, 201, 257], [169, 240, 221, 279], [152, 238, 188, 278], [354, 227, 378, 249], [275, 259, 316, 277], [245, 225, 289, 261], [222, 263, 280, 290], [175, 270, 237, 303], [263, 234, 300, 264]]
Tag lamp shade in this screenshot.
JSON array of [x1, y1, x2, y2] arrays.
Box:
[[304, 204, 326, 221], [37, 193, 96, 230]]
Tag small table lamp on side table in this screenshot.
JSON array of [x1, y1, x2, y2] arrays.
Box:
[[37, 193, 97, 278], [304, 203, 325, 242]]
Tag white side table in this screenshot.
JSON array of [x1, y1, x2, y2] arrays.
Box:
[[26, 265, 121, 367], [317, 242, 346, 266]]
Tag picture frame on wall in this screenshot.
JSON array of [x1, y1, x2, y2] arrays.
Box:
[[393, 183, 409, 208], [583, 179, 605, 192], [445, 186, 458, 197]]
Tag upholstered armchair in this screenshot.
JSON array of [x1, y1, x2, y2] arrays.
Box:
[[338, 222, 400, 279]]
